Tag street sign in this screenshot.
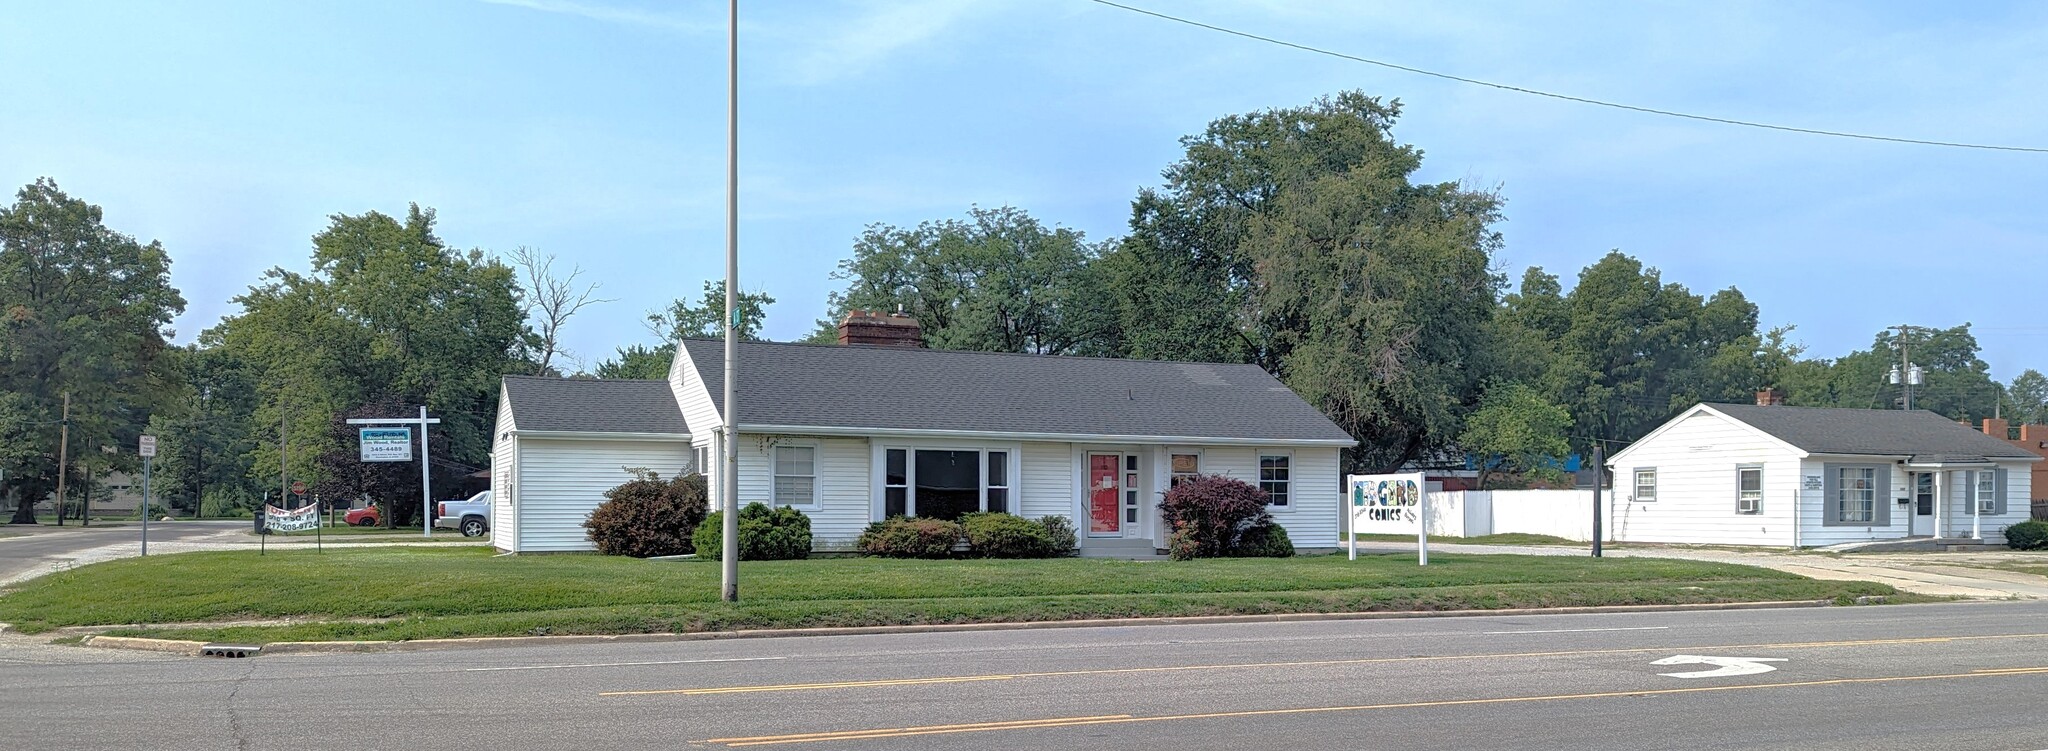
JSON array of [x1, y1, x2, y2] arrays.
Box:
[[291, 480, 307, 496], [139, 435, 157, 458], [358, 427, 413, 462]]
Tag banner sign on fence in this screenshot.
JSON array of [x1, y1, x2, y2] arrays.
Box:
[[358, 427, 413, 462], [264, 503, 321, 533]]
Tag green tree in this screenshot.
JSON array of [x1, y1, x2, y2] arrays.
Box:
[[0, 179, 186, 523], [2006, 369, 2048, 426], [810, 206, 1099, 354], [143, 345, 263, 515], [590, 280, 774, 380], [1459, 382, 1573, 489], [1812, 325, 2000, 420]]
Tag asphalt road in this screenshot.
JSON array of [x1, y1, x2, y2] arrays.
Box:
[[0, 521, 246, 584], [7, 601, 2048, 750]]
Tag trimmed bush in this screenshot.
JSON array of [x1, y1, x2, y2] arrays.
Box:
[[2006, 520, 2048, 550], [585, 473, 710, 558], [1158, 474, 1274, 559], [1037, 514, 1078, 557], [693, 502, 812, 561], [858, 517, 964, 559], [961, 513, 1057, 558], [1166, 527, 1201, 561], [1232, 520, 1295, 558]]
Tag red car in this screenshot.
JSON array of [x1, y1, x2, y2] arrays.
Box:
[[344, 505, 381, 527]]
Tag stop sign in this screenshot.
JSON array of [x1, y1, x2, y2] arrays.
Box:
[[291, 481, 307, 496]]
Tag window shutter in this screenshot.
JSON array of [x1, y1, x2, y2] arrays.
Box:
[[1872, 466, 1891, 527], [1821, 464, 1841, 526], [1995, 467, 2010, 516]]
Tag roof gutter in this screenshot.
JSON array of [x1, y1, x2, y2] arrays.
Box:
[[509, 430, 691, 441], [738, 423, 1356, 447]]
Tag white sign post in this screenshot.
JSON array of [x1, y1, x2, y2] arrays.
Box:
[[347, 407, 440, 538], [139, 435, 156, 555], [1346, 472, 1430, 565]]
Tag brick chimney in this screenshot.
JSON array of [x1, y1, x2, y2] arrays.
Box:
[[1983, 418, 2011, 440], [1755, 388, 1786, 406], [837, 309, 923, 348]]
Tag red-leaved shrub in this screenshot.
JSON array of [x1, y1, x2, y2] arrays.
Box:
[[1158, 474, 1274, 560]]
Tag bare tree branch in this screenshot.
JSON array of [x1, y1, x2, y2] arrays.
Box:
[[512, 246, 613, 375]]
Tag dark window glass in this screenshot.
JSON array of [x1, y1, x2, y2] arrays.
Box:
[[987, 488, 1007, 514], [886, 449, 907, 486], [987, 451, 1008, 486], [885, 487, 907, 518], [1125, 455, 1138, 471], [914, 450, 981, 521]]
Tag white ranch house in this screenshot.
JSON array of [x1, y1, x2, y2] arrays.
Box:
[[1605, 400, 2039, 547], [488, 315, 1354, 554]]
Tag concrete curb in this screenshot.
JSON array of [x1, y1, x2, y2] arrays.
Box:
[[82, 635, 208, 656], [78, 599, 1832, 656]]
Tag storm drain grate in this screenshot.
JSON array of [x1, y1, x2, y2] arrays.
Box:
[[199, 644, 263, 659]]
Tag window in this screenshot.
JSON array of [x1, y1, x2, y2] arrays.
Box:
[[1836, 467, 1876, 523], [884, 449, 908, 518], [1736, 466, 1762, 514], [1633, 468, 1658, 502], [881, 447, 1015, 521], [1977, 470, 1998, 514], [1169, 453, 1200, 488], [986, 451, 1009, 514], [692, 445, 709, 475], [1124, 454, 1141, 523], [1259, 454, 1290, 507], [772, 445, 816, 507]]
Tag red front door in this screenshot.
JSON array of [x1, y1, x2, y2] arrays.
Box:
[[1088, 454, 1121, 536]]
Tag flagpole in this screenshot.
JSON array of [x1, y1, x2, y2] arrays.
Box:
[[719, 0, 741, 603]]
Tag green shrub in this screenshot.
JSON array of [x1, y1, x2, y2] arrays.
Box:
[[857, 516, 963, 559], [2006, 520, 2048, 550], [1231, 521, 1295, 558], [584, 473, 710, 558], [1166, 527, 1201, 561], [1158, 474, 1273, 559], [960, 512, 1057, 558], [1037, 514, 1078, 557], [694, 502, 812, 561]]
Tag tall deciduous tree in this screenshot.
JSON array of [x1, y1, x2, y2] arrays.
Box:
[[0, 179, 185, 523], [511, 246, 610, 377], [590, 280, 775, 380], [2006, 369, 2048, 426], [1460, 382, 1573, 489]]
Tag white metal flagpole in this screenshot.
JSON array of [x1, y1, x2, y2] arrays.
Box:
[[420, 406, 432, 539], [719, 0, 740, 603]]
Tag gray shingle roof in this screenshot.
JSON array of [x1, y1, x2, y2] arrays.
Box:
[[1706, 403, 2036, 460], [502, 376, 689, 435], [679, 340, 1355, 444]]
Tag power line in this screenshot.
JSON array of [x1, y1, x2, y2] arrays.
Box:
[[1088, 0, 2048, 154]]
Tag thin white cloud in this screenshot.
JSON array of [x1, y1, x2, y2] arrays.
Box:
[[477, 0, 714, 33], [778, 0, 988, 85]]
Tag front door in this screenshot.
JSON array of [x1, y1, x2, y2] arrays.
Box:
[[1088, 454, 1122, 537], [1910, 472, 1935, 536]]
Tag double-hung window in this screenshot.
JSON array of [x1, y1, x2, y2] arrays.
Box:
[[1259, 454, 1290, 507], [882, 447, 1014, 521], [772, 445, 817, 508], [692, 445, 709, 476], [1633, 469, 1658, 502], [1736, 465, 1762, 514], [1977, 470, 1998, 514], [1836, 467, 1876, 523]]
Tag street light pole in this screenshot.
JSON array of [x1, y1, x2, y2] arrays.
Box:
[[719, 0, 741, 603]]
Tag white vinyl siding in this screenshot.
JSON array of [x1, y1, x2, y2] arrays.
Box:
[[489, 386, 519, 552], [1607, 411, 1803, 546], [668, 342, 724, 439], [514, 438, 690, 552], [1200, 445, 1340, 548], [1018, 441, 1073, 520], [738, 435, 870, 551]]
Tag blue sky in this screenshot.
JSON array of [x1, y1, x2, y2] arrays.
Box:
[[3, 1, 2044, 377]]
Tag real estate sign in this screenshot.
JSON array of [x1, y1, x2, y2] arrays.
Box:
[[358, 427, 413, 462], [264, 503, 321, 533]]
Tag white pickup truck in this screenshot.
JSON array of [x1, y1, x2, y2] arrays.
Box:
[[432, 490, 493, 537]]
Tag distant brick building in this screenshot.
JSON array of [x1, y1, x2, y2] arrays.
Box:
[[1980, 418, 2048, 516]]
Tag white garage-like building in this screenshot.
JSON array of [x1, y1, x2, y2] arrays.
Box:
[[490, 377, 694, 553]]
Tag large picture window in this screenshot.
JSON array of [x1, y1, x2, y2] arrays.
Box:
[[772, 445, 816, 507], [882, 447, 1013, 521]]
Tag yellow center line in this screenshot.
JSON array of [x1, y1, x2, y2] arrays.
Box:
[[703, 667, 2048, 747], [598, 631, 2048, 697]]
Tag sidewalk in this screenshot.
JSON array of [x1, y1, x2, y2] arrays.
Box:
[[1348, 540, 2048, 599], [0, 524, 487, 588]]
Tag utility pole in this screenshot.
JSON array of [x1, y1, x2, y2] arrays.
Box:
[[279, 398, 289, 509], [1890, 325, 1923, 411], [1591, 443, 1605, 558], [54, 392, 70, 526], [719, 0, 741, 604]]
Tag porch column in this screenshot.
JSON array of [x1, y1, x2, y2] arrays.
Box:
[[1933, 470, 1946, 538], [1972, 470, 1983, 539]]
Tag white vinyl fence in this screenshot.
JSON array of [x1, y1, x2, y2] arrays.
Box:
[[1350, 489, 1600, 542]]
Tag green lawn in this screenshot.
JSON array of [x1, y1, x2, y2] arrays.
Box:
[[0, 548, 1897, 643], [254, 525, 479, 540], [1350, 533, 1577, 545]]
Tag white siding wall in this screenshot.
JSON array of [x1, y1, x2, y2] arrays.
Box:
[[1201, 445, 1342, 548], [1018, 441, 1073, 519], [515, 438, 689, 552], [737, 434, 871, 550], [668, 342, 723, 437], [489, 388, 519, 552], [1796, 458, 2036, 546], [1607, 411, 1804, 546]]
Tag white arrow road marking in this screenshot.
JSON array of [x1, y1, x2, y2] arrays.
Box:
[[1650, 655, 1788, 679]]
